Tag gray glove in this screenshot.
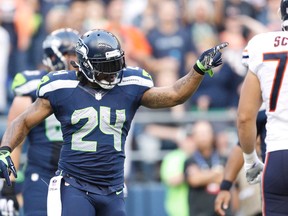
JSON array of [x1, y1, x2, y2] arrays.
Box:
[[243, 151, 264, 185]]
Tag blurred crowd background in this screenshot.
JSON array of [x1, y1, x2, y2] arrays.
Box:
[[0, 0, 279, 215]]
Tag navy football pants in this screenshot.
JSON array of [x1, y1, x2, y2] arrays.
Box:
[[22, 168, 53, 216], [263, 150, 288, 216], [60, 180, 126, 216]]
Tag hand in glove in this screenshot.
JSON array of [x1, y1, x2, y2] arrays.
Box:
[[193, 42, 229, 77], [0, 147, 17, 187], [243, 150, 264, 184]]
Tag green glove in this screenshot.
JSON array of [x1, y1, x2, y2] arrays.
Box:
[[0, 147, 17, 186], [193, 42, 229, 77]]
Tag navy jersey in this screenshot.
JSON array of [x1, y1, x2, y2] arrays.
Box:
[[12, 70, 63, 171], [37, 67, 153, 191], [256, 110, 267, 162]]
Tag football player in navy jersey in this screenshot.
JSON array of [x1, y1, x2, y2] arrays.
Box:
[[0, 29, 228, 216], [0, 28, 79, 216]]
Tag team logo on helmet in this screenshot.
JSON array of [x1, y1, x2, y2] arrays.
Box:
[[75, 39, 89, 60]]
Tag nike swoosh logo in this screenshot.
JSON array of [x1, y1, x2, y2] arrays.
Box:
[[116, 190, 123, 195]]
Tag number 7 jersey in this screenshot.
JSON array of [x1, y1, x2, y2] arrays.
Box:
[[37, 67, 153, 191], [243, 31, 288, 153]]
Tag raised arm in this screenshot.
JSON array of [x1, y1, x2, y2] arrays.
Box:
[[141, 43, 228, 108]]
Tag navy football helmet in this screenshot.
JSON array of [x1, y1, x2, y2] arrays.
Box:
[[280, 0, 288, 30], [42, 28, 79, 71], [74, 29, 126, 89]]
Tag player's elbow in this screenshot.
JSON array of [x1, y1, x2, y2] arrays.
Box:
[[172, 98, 186, 106], [172, 93, 187, 105], [237, 112, 254, 128]]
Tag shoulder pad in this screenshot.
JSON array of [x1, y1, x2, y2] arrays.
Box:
[[12, 70, 47, 95], [37, 70, 79, 97], [119, 67, 153, 88]]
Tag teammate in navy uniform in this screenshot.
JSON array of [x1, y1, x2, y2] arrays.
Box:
[[0, 29, 228, 216], [0, 28, 79, 216]]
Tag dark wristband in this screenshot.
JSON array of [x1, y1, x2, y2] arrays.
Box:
[[193, 63, 205, 75], [0, 146, 12, 153], [220, 180, 233, 191]]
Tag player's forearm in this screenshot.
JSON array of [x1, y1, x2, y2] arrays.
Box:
[[223, 145, 244, 182], [237, 119, 257, 154], [187, 170, 220, 187], [1, 118, 30, 151], [11, 145, 23, 171], [171, 69, 204, 105], [142, 69, 204, 108]]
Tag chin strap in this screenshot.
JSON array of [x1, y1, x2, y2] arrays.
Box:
[[70, 60, 79, 68]]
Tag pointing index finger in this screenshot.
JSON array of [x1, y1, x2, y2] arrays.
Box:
[[215, 42, 229, 52]]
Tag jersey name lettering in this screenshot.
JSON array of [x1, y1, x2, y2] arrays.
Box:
[[274, 36, 288, 47]]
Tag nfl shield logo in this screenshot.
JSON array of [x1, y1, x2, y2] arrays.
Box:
[[95, 93, 102, 100]]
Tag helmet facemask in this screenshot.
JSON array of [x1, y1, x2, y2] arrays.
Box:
[[42, 40, 68, 71]]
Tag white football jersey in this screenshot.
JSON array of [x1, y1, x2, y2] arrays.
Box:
[[244, 31, 288, 152]]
